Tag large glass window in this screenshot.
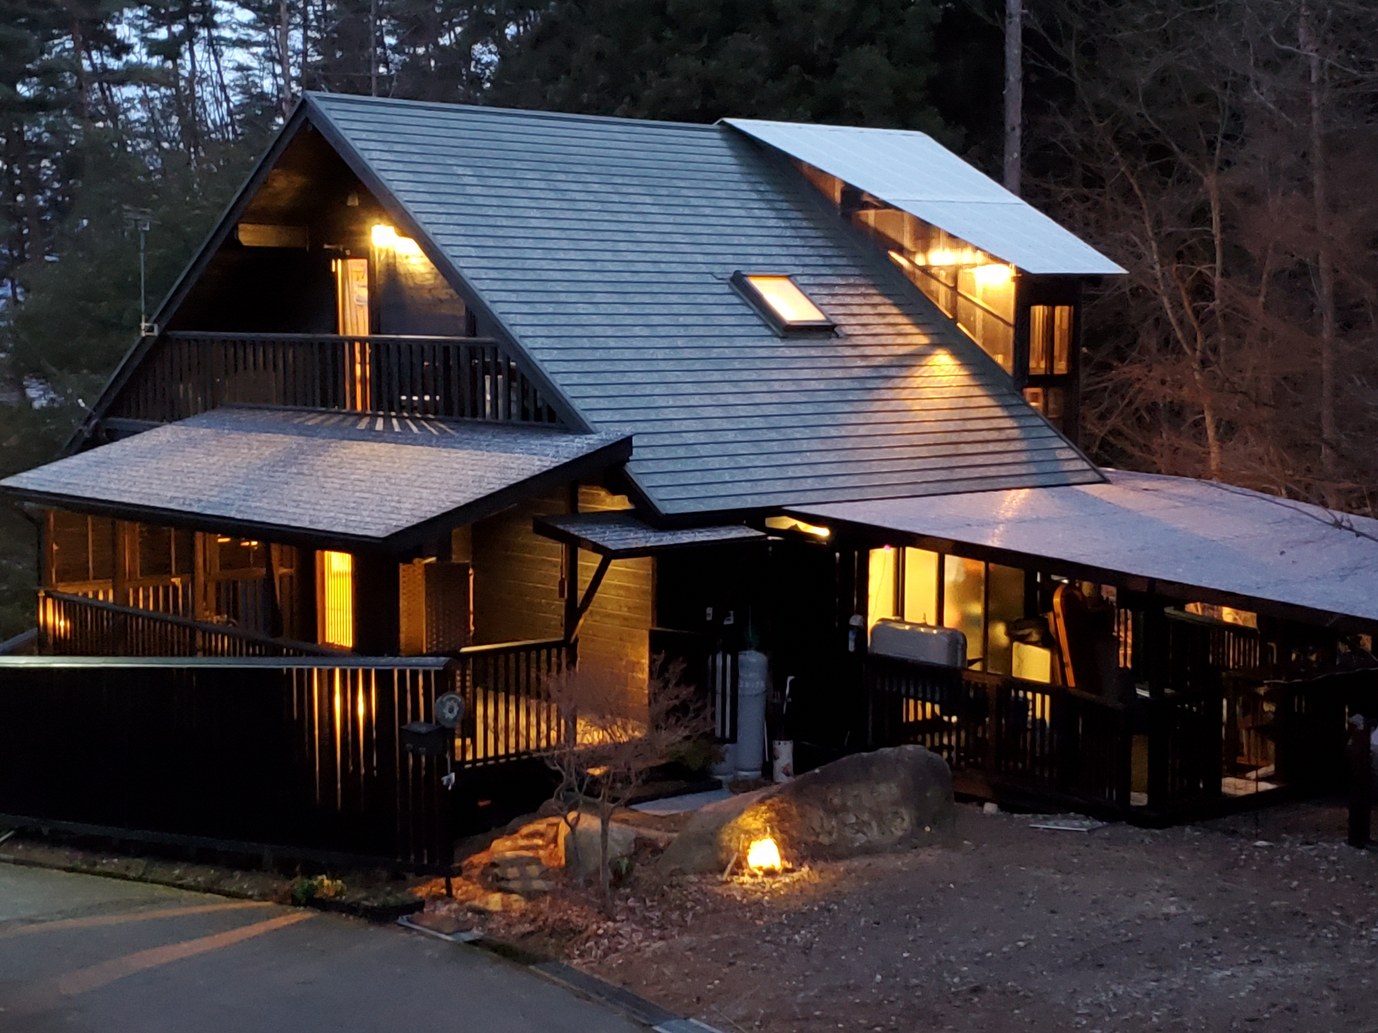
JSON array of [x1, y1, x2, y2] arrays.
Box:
[[51, 512, 114, 586], [1029, 305, 1073, 376], [870, 546, 1028, 675], [867, 547, 899, 629], [902, 548, 940, 625], [319, 550, 355, 648], [943, 557, 986, 663]]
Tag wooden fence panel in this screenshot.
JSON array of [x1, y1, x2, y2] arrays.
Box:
[[0, 657, 459, 871]]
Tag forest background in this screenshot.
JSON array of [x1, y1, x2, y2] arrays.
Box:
[[0, 0, 1373, 635]]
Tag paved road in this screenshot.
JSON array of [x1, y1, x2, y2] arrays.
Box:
[[0, 863, 645, 1033]]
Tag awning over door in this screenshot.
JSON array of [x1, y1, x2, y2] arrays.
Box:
[[535, 510, 765, 558], [0, 407, 630, 552], [790, 469, 1378, 626]]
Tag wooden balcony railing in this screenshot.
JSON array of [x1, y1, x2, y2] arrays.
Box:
[[110, 332, 558, 425], [38, 591, 335, 658]]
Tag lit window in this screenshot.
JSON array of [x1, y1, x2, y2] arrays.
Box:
[[732, 272, 834, 333], [319, 551, 354, 649]]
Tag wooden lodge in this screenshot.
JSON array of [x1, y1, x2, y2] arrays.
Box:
[[1, 95, 1375, 872]]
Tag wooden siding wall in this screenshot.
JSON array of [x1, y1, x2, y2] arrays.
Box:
[[471, 491, 566, 646], [469, 485, 652, 681], [577, 486, 653, 684], [375, 246, 469, 337]]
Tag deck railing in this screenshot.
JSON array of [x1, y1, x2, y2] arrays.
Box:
[[649, 627, 740, 744], [0, 656, 458, 872], [110, 332, 557, 425], [38, 591, 333, 658], [866, 655, 1134, 814], [452, 638, 571, 766]]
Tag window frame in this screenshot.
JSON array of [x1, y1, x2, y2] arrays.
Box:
[[730, 271, 835, 336]]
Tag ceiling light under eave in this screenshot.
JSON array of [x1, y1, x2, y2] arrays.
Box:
[[971, 262, 1015, 288], [371, 223, 423, 257]]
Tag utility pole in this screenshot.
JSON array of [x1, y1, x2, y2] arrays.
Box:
[[1003, 0, 1023, 196]]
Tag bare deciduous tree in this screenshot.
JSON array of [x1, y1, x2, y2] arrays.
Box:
[[1029, 0, 1378, 513], [543, 657, 708, 914]]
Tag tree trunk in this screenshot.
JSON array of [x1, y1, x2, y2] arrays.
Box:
[[1300, 0, 1339, 506], [1003, 0, 1023, 195], [598, 784, 612, 916], [277, 0, 294, 117]]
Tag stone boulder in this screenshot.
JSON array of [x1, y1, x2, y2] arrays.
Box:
[[558, 814, 639, 880], [658, 745, 955, 875]]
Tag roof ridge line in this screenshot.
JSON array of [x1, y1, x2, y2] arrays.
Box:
[[304, 91, 722, 133]]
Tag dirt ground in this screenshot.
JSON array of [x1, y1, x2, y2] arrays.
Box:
[[464, 801, 1378, 1033]]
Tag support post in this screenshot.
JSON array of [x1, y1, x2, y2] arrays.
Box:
[[1348, 713, 1371, 849]]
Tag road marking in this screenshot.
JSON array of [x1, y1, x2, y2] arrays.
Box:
[[55, 911, 315, 997], [0, 901, 273, 939]]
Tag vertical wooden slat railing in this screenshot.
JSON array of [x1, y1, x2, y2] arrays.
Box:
[[865, 655, 1133, 815], [38, 591, 331, 658], [0, 656, 458, 872], [450, 639, 570, 767], [649, 627, 739, 744], [111, 332, 558, 425]]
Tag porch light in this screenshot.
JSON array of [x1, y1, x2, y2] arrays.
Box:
[[370, 223, 423, 257], [746, 836, 783, 873], [732, 272, 833, 333]]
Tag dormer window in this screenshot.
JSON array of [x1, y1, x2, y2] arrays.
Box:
[[732, 272, 834, 334]]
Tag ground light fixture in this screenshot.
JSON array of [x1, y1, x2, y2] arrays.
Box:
[[746, 836, 784, 874]]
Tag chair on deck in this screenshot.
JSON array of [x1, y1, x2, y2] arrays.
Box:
[[1051, 584, 1132, 702]]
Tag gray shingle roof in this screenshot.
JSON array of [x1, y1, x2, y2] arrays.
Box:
[[793, 470, 1378, 625], [723, 119, 1125, 276], [0, 408, 629, 549], [305, 94, 1104, 518], [536, 511, 765, 557]]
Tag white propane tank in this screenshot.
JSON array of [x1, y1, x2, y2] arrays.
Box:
[[735, 650, 769, 779]]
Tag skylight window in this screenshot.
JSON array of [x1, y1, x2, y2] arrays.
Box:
[[732, 272, 834, 334]]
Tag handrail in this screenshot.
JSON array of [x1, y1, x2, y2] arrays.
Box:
[[458, 637, 567, 657], [0, 628, 37, 656], [39, 590, 343, 657]]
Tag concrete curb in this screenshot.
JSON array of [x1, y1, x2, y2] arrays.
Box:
[[395, 920, 724, 1033]]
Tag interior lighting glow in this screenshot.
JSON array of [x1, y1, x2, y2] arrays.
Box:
[[732, 272, 834, 332], [971, 263, 1015, 288], [746, 275, 828, 324]]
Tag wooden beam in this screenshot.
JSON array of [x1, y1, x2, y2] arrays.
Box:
[[569, 554, 611, 644]]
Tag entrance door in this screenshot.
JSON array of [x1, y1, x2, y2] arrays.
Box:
[[333, 257, 371, 410], [767, 540, 867, 763]]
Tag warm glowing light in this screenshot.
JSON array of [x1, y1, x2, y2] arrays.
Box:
[[743, 275, 830, 326], [321, 550, 354, 649], [370, 223, 423, 256], [764, 516, 831, 539], [971, 263, 1015, 288], [924, 247, 964, 267], [746, 837, 783, 873]]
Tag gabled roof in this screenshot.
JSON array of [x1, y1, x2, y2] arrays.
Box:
[[2, 407, 629, 552], [723, 118, 1125, 277], [303, 94, 1104, 519]]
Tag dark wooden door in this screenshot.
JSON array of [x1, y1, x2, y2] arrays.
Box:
[[766, 540, 867, 764]]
